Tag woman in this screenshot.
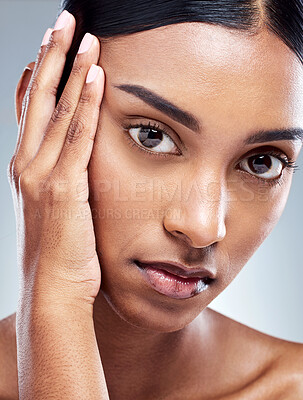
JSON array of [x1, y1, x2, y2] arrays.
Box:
[[0, 0, 303, 398]]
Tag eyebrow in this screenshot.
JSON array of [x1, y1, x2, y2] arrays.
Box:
[[114, 83, 303, 144], [114, 84, 201, 133], [244, 128, 303, 144]]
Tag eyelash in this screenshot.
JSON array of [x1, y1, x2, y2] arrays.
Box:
[[122, 121, 180, 158], [122, 122, 299, 187], [237, 150, 299, 187]]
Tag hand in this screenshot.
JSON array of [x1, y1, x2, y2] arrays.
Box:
[[8, 11, 110, 399], [8, 10, 104, 308]]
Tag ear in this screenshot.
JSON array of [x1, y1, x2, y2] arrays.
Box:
[[15, 62, 36, 125]]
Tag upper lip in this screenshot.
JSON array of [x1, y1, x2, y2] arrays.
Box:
[[135, 260, 216, 280]]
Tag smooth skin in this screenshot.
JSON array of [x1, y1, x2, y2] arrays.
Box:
[[1, 9, 303, 400]]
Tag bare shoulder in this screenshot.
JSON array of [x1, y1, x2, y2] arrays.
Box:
[[269, 337, 303, 398], [205, 307, 303, 399], [0, 312, 18, 400]]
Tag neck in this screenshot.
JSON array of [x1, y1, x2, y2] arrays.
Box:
[[93, 293, 209, 400]]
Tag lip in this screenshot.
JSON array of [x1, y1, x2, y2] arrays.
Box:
[[135, 260, 215, 280], [135, 260, 214, 299]]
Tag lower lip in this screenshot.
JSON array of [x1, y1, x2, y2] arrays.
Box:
[[136, 263, 209, 299]]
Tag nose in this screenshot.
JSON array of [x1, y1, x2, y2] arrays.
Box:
[[163, 177, 227, 248]]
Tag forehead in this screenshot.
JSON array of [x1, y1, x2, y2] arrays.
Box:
[[99, 22, 303, 131]]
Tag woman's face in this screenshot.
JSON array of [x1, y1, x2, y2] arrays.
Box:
[[88, 23, 303, 332]]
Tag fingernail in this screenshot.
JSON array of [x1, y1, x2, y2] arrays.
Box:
[[78, 33, 94, 54], [86, 64, 100, 83], [41, 28, 53, 46], [54, 10, 71, 31], [23, 66, 32, 73]]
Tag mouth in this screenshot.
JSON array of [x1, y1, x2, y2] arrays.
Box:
[[135, 260, 215, 300]]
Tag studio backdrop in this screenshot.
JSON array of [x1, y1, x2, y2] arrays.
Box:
[[0, 0, 302, 342]]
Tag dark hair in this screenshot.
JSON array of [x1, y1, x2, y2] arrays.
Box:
[[56, 0, 303, 101]]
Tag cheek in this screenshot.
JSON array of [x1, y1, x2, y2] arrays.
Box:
[[88, 127, 135, 263], [225, 176, 292, 276], [87, 115, 167, 267]]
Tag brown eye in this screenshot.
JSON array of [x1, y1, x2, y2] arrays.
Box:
[[128, 125, 178, 153], [239, 154, 283, 179], [137, 127, 163, 148]]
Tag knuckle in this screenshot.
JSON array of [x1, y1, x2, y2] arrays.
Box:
[[71, 62, 83, 77], [8, 157, 22, 185], [19, 169, 35, 193], [46, 36, 60, 52], [25, 74, 58, 103], [26, 78, 40, 101], [19, 170, 61, 202], [46, 84, 59, 98], [79, 91, 92, 105], [66, 119, 85, 144], [51, 98, 72, 123]]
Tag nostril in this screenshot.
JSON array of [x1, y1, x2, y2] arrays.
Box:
[[173, 230, 190, 240], [172, 230, 194, 246]]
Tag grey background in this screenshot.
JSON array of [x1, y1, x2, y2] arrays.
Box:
[[0, 0, 302, 342]]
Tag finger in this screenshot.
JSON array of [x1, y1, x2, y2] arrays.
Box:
[[15, 66, 34, 125], [31, 33, 101, 173], [15, 10, 75, 171], [17, 29, 52, 135], [55, 65, 104, 177], [12, 28, 51, 161]]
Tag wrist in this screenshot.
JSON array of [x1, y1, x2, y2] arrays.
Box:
[[17, 288, 95, 323], [16, 290, 108, 400], [19, 272, 97, 315]]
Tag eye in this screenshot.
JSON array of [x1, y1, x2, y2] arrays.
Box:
[[127, 122, 179, 154], [239, 153, 285, 179]]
